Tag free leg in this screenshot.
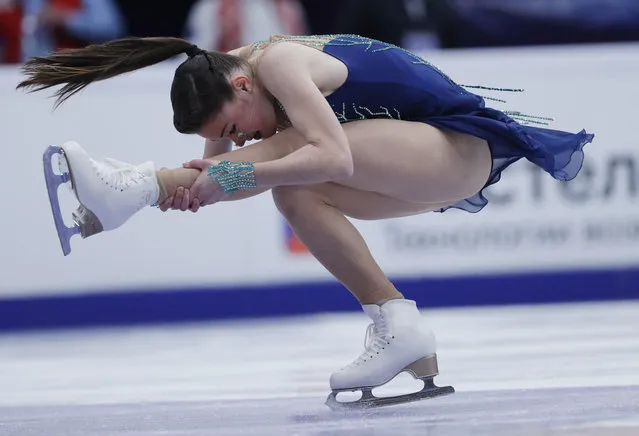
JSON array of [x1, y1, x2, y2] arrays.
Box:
[[48, 118, 490, 255], [161, 117, 491, 207]]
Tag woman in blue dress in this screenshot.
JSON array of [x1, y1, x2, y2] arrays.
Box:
[[18, 34, 594, 410]]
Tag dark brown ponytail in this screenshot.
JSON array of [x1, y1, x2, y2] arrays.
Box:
[[17, 36, 248, 135], [16, 37, 193, 108]]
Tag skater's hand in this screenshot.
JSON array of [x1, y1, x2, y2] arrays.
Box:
[[183, 159, 228, 207], [158, 186, 199, 213], [156, 166, 201, 213]]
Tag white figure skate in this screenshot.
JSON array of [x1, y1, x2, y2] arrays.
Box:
[[326, 299, 454, 410], [42, 142, 159, 255]]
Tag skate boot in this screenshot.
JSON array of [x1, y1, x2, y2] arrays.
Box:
[[43, 141, 159, 256], [326, 299, 454, 410]]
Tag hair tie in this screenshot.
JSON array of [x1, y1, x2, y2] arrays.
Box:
[[185, 44, 204, 58]]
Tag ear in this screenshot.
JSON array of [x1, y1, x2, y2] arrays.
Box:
[[231, 75, 252, 93]]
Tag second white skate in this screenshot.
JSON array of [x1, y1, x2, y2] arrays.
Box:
[[326, 299, 454, 410]]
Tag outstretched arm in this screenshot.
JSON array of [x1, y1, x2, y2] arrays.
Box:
[[156, 107, 352, 211], [248, 43, 354, 188], [160, 43, 355, 210]]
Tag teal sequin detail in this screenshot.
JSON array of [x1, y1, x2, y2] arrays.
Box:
[[259, 34, 553, 126], [504, 111, 555, 126], [207, 161, 256, 195], [331, 102, 401, 124]]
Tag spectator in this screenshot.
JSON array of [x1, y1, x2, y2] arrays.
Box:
[[185, 0, 307, 53], [333, 0, 409, 47], [296, 0, 341, 34], [0, 0, 21, 62], [429, 0, 639, 48], [20, 0, 126, 61], [113, 1, 197, 38]]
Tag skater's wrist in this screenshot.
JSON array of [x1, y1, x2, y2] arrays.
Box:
[[206, 161, 257, 195]]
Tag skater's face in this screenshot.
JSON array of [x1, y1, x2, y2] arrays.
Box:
[[198, 74, 278, 147]]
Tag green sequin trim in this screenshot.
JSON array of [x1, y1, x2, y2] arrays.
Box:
[[207, 161, 256, 195]]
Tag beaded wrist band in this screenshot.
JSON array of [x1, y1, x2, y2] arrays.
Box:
[[207, 160, 257, 195]]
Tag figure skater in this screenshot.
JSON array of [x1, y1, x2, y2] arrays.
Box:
[[17, 34, 594, 410]]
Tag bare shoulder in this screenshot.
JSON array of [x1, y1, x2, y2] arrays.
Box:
[[254, 42, 312, 103], [227, 45, 253, 58], [256, 41, 312, 75], [226, 48, 244, 56], [254, 41, 347, 97]]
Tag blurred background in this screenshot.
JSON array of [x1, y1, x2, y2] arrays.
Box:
[[1, 0, 639, 64], [1, 0, 638, 329], [1, 1, 639, 433]]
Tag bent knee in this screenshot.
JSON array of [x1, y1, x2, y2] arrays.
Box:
[[271, 185, 330, 219]]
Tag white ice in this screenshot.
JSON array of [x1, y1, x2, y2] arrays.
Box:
[[1, 300, 639, 435]]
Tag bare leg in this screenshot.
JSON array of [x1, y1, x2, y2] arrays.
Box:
[[214, 119, 491, 202], [156, 168, 199, 203], [157, 118, 490, 204], [273, 183, 449, 304], [153, 119, 490, 303]]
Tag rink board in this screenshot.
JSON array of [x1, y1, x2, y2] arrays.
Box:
[[1, 266, 638, 331], [1, 43, 639, 331]]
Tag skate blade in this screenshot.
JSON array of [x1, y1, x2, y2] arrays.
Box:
[[43, 146, 81, 256], [325, 378, 455, 411]]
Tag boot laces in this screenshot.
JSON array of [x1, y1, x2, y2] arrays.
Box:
[[347, 317, 391, 368]]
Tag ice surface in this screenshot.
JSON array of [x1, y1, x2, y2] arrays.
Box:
[[1, 301, 638, 435]]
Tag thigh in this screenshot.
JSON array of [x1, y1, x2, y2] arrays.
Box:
[[342, 119, 492, 203], [213, 118, 492, 204], [277, 182, 452, 220]]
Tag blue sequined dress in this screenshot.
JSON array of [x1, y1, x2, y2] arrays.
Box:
[[265, 34, 595, 213]]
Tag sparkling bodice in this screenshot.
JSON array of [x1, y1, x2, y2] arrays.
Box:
[[256, 34, 483, 125], [316, 34, 471, 124], [255, 34, 548, 128], [250, 34, 592, 218]]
